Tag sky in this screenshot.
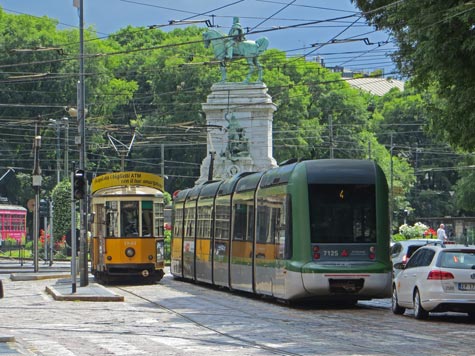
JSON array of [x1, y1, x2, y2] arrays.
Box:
[[0, 0, 397, 75]]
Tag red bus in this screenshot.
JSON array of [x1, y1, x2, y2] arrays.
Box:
[[0, 204, 27, 244]]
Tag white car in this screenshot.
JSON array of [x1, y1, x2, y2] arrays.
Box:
[[392, 244, 475, 319]]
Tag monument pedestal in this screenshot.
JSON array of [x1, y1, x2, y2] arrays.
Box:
[[196, 82, 277, 185]]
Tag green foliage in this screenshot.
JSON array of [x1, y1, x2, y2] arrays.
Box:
[[51, 179, 71, 241], [354, 0, 475, 150], [163, 191, 172, 206], [391, 233, 406, 242], [0, 9, 421, 220], [454, 169, 475, 214]]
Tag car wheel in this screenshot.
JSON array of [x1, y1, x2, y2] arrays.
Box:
[[391, 285, 405, 315], [413, 288, 429, 320]]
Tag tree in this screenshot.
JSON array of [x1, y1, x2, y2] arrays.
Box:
[[353, 0, 475, 150], [51, 179, 71, 242], [369, 85, 460, 218]]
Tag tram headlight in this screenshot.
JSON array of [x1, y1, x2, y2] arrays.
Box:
[[125, 247, 135, 258]]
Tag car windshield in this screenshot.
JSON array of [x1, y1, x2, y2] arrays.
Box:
[[438, 250, 475, 269]]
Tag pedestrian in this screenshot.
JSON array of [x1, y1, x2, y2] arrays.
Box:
[[437, 223, 447, 243]]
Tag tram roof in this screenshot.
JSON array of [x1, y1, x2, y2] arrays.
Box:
[[198, 180, 222, 198], [91, 171, 163, 193], [0, 204, 27, 212], [304, 159, 376, 184]]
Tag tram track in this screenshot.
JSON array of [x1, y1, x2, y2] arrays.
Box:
[[116, 286, 306, 356]]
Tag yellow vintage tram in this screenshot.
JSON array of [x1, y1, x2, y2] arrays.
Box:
[[90, 172, 165, 284]]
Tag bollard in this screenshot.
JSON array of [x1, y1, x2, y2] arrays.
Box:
[[0, 280, 3, 299]]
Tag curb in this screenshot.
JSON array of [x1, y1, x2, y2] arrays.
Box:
[[45, 285, 124, 302], [0, 336, 15, 342], [10, 273, 71, 281]]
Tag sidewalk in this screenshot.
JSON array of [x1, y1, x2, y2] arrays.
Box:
[[45, 278, 124, 302], [1, 257, 124, 302]]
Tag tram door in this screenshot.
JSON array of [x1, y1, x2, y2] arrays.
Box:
[[183, 187, 201, 280], [213, 193, 231, 288]]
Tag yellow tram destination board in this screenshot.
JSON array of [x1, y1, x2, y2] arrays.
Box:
[[91, 172, 164, 193]]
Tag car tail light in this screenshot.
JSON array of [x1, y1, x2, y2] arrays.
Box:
[[427, 270, 454, 280]]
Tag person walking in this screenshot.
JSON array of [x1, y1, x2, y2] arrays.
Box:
[[437, 223, 447, 243]]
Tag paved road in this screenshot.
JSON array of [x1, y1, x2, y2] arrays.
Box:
[[1, 271, 475, 355]]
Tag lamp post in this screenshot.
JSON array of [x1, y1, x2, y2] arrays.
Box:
[[71, 0, 87, 287], [77, 0, 88, 287], [32, 118, 42, 273]]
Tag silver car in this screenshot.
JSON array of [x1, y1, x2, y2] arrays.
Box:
[[392, 244, 475, 319]]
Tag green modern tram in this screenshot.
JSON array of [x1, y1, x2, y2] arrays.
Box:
[[171, 159, 392, 302]]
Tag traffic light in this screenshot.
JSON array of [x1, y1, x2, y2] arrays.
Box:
[[39, 199, 49, 217], [74, 169, 87, 200]]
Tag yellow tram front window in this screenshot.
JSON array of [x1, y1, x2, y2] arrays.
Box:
[[142, 201, 153, 237], [121, 201, 139, 237]]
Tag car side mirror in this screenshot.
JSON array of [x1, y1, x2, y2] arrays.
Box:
[[393, 262, 406, 270]]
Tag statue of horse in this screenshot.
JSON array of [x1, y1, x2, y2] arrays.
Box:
[[203, 28, 269, 83]]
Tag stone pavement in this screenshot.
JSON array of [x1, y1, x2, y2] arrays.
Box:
[[1, 257, 123, 355], [0, 257, 123, 302]]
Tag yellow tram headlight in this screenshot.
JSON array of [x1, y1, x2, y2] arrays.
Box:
[[125, 247, 135, 258]]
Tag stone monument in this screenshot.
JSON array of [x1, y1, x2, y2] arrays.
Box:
[[196, 19, 277, 185], [196, 82, 277, 184]]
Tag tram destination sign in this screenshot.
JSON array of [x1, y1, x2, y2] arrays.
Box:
[[91, 172, 164, 193]]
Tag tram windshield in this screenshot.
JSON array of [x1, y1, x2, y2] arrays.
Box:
[[309, 184, 376, 244], [121, 201, 139, 237]]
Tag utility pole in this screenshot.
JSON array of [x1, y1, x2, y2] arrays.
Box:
[[329, 114, 334, 159], [161, 144, 165, 179], [71, 165, 77, 293], [390, 133, 394, 233], [63, 117, 69, 177], [32, 117, 42, 273], [55, 120, 61, 184], [76, 0, 88, 286]]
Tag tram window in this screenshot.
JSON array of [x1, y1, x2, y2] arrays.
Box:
[[309, 184, 376, 244], [215, 201, 230, 240], [197, 204, 212, 239], [154, 202, 164, 237], [174, 208, 184, 236], [142, 201, 153, 237], [256, 205, 268, 243], [106, 201, 118, 237], [233, 203, 247, 240], [95, 204, 106, 238], [247, 205, 254, 242], [121, 201, 139, 237]]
